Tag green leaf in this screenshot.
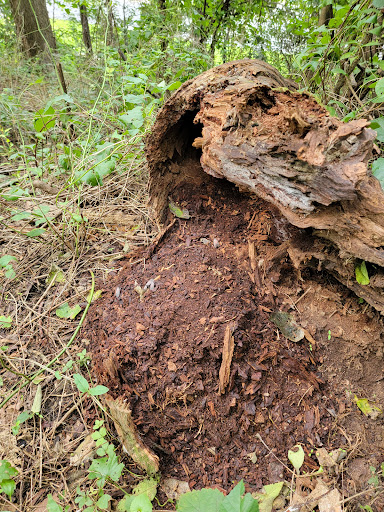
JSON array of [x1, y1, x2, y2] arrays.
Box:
[[25, 228, 46, 238], [370, 117, 384, 142], [220, 481, 245, 512], [31, 384, 42, 414], [355, 261, 370, 285], [55, 302, 82, 319], [0, 256, 17, 267], [288, 445, 305, 472], [0, 479, 16, 498], [0, 316, 12, 329], [34, 105, 56, 132], [177, 488, 225, 511], [375, 78, 384, 97], [252, 482, 283, 512], [354, 396, 382, 418], [12, 410, 33, 434], [167, 81, 182, 91], [88, 445, 124, 487], [240, 494, 259, 512], [373, 0, 384, 7], [47, 494, 64, 512], [130, 494, 152, 512], [372, 158, 384, 185], [117, 495, 135, 512], [0, 460, 18, 498], [4, 267, 16, 280], [169, 199, 190, 219], [89, 385, 109, 396], [96, 493, 112, 510], [132, 478, 158, 501], [73, 373, 90, 393]]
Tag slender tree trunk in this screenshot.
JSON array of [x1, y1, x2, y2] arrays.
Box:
[[9, 0, 56, 57], [158, 0, 167, 51], [79, 3, 92, 54], [105, 0, 115, 46]]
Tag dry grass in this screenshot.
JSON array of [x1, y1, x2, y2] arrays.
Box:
[[0, 143, 158, 509]]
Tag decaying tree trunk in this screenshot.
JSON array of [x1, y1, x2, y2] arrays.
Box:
[[146, 59, 384, 313]]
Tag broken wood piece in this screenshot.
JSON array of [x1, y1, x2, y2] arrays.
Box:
[[218, 322, 237, 394], [105, 395, 159, 475]]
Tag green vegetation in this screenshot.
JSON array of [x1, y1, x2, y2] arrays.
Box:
[[1, 0, 384, 510]]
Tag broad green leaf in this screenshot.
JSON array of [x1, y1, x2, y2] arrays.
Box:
[[177, 488, 225, 511], [370, 117, 384, 142], [117, 495, 135, 512], [10, 212, 33, 221], [25, 228, 46, 238], [130, 494, 152, 512], [55, 303, 82, 319], [373, 0, 384, 7], [0, 460, 18, 498], [132, 478, 158, 501], [355, 261, 370, 285], [0, 316, 12, 329], [73, 373, 90, 393], [240, 494, 259, 512], [0, 479, 16, 498], [34, 105, 56, 132], [47, 494, 64, 512], [220, 481, 245, 512], [89, 385, 109, 396], [288, 445, 305, 472], [375, 78, 384, 98], [0, 255, 17, 267], [167, 81, 182, 91], [252, 482, 283, 512], [88, 446, 124, 486], [123, 94, 145, 104], [96, 493, 112, 510], [372, 158, 384, 188]]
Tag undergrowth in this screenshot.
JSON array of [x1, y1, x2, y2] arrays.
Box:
[[1, 2, 384, 510]]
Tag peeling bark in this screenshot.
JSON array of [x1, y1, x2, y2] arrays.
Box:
[[146, 59, 384, 312]]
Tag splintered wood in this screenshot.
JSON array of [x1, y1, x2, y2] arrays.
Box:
[[218, 322, 237, 394], [105, 395, 159, 475]]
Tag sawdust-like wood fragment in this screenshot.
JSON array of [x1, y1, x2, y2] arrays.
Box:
[[218, 322, 236, 394]]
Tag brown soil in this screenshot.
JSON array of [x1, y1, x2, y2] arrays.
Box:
[[84, 177, 384, 509]]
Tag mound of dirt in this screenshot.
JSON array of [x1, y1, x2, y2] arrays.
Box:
[[84, 178, 384, 505]]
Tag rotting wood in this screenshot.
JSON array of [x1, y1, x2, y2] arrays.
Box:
[[146, 59, 384, 313], [218, 322, 236, 394], [105, 395, 159, 475]]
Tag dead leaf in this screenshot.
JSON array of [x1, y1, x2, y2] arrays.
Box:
[[162, 478, 191, 500], [218, 322, 236, 394], [69, 433, 96, 466], [319, 488, 342, 512]]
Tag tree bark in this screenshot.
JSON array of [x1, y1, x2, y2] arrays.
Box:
[[146, 59, 384, 313], [9, 0, 56, 57], [105, 0, 115, 46], [79, 3, 92, 54]]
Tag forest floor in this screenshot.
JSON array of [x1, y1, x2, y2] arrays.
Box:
[[1, 161, 384, 511]]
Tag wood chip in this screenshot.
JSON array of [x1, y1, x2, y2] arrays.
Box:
[[218, 322, 237, 394]]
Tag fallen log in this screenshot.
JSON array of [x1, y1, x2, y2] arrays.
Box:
[[146, 59, 384, 313]]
